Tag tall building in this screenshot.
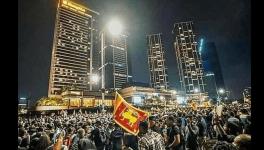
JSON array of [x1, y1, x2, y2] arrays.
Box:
[[201, 42, 225, 89], [103, 33, 129, 90], [48, 0, 99, 97], [172, 21, 206, 100], [147, 33, 169, 90], [204, 72, 218, 100]]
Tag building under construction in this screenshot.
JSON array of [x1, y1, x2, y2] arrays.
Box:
[[172, 21, 207, 102], [147, 33, 169, 91]]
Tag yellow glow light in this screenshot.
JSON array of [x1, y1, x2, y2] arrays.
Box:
[[61, 0, 86, 13]]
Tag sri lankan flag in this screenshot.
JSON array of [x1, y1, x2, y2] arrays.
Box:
[[113, 92, 149, 135]]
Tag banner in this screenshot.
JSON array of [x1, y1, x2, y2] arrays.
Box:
[[113, 92, 149, 135]]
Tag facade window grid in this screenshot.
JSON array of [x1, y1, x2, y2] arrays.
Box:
[[59, 17, 89, 31], [58, 17, 89, 32], [57, 62, 87, 70], [58, 29, 88, 39], [57, 40, 88, 51], [55, 52, 87, 61], [57, 25, 89, 40], [56, 47, 88, 56], [56, 57, 87, 66]]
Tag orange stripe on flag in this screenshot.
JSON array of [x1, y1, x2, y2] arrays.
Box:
[[113, 92, 149, 135]]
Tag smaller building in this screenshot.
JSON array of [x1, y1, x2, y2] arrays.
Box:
[[204, 72, 218, 101], [61, 90, 115, 108], [119, 86, 173, 106]]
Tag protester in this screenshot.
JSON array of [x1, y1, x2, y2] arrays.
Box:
[[149, 115, 160, 133], [185, 115, 199, 150], [110, 123, 124, 150], [166, 116, 183, 150], [138, 121, 165, 150], [91, 120, 106, 150], [35, 133, 51, 150], [17, 101, 251, 150]]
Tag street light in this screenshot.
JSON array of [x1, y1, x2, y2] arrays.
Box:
[[217, 88, 225, 105], [90, 74, 99, 84], [194, 88, 202, 105], [218, 89, 225, 94], [107, 19, 123, 35], [100, 19, 123, 112]]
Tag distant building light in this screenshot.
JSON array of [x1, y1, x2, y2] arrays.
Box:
[[205, 73, 215, 76], [20, 97, 26, 100], [199, 38, 204, 55]]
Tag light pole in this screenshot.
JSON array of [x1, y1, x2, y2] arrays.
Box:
[[100, 19, 123, 112], [217, 88, 225, 105]]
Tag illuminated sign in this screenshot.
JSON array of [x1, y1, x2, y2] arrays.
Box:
[[132, 96, 143, 105], [199, 38, 204, 55], [62, 0, 86, 13]]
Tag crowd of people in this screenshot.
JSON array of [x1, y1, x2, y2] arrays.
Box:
[[18, 102, 251, 150]]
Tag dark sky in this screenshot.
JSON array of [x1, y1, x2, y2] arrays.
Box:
[[18, 0, 251, 104]]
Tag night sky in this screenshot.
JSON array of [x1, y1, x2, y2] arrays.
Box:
[[18, 0, 251, 104]]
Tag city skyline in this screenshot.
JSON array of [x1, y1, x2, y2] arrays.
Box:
[[19, 0, 250, 104]]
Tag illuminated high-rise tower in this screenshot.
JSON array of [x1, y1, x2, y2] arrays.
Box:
[[48, 0, 99, 97], [103, 33, 129, 90], [147, 33, 169, 90], [172, 21, 206, 100]]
